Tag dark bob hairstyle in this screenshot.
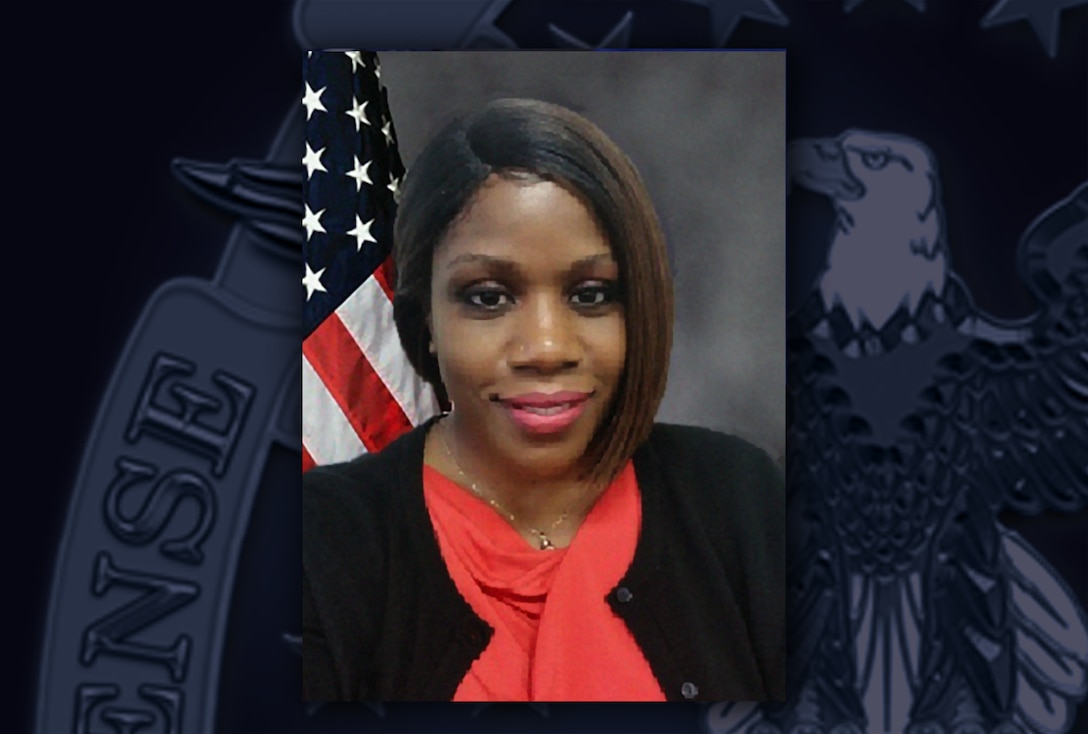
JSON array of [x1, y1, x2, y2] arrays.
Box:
[[392, 98, 673, 484]]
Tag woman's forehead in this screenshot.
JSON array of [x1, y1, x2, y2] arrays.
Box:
[[434, 177, 616, 270], [438, 250, 617, 276]]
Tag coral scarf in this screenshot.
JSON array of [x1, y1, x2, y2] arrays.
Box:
[[422, 461, 665, 701]]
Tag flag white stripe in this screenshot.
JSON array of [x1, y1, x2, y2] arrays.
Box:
[[302, 352, 367, 465], [336, 275, 439, 427]]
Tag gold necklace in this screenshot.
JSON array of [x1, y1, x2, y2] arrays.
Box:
[[438, 421, 580, 551]]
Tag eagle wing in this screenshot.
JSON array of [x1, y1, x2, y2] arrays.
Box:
[[911, 182, 1088, 732], [925, 182, 1088, 516], [171, 156, 306, 251]]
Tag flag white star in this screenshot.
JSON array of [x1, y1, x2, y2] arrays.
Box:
[[302, 204, 326, 241], [345, 156, 373, 191], [381, 119, 394, 145], [302, 82, 327, 120], [374, 59, 382, 81], [344, 50, 366, 72], [303, 262, 327, 300], [302, 143, 327, 178], [387, 175, 401, 197], [345, 97, 370, 131], [348, 215, 377, 251]]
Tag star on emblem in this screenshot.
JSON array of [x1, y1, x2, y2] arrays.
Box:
[[981, 0, 1086, 58], [302, 261, 327, 300], [462, 0, 518, 48], [302, 81, 327, 120], [550, 10, 633, 48], [680, 0, 789, 46]]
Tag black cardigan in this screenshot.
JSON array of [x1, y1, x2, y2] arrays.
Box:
[[303, 418, 785, 702]]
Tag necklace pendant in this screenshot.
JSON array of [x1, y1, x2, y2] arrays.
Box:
[[538, 535, 555, 550]]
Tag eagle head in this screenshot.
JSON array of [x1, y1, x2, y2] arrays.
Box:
[[789, 130, 949, 332]]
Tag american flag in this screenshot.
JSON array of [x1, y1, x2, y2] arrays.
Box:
[[302, 50, 439, 472]]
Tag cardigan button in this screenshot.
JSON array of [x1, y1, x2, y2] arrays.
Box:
[[615, 586, 634, 603], [681, 681, 698, 699]]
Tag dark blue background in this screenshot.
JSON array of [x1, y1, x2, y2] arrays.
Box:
[[12, 2, 1086, 732], [13, 4, 297, 731]]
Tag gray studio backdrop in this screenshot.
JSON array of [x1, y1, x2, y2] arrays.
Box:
[[381, 51, 785, 461]]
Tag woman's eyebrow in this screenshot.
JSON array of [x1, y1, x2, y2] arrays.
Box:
[[443, 252, 615, 272], [444, 253, 511, 271], [569, 253, 615, 269]]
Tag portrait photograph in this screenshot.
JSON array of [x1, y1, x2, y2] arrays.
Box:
[[301, 49, 785, 703]]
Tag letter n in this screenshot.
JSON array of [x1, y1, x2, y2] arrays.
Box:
[[80, 553, 199, 683]]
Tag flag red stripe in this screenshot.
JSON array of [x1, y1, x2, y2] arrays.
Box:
[[303, 445, 316, 474], [303, 311, 413, 453], [374, 254, 396, 302]]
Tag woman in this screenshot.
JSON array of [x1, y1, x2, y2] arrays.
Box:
[[303, 98, 784, 702]]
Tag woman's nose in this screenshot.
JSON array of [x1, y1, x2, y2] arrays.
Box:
[[508, 296, 580, 370]]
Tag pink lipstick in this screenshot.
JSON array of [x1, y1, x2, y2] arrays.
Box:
[[498, 391, 591, 435]]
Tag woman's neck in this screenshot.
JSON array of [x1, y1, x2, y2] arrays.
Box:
[[424, 418, 606, 546]]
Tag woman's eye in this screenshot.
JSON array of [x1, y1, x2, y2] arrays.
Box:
[[459, 282, 617, 311], [464, 288, 510, 309], [571, 284, 615, 307]]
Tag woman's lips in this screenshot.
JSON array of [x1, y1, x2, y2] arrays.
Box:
[[502, 391, 591, 407], [497, 392, 591, 435]]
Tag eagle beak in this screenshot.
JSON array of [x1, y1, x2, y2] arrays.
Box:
[[788, 138, 865, 201]]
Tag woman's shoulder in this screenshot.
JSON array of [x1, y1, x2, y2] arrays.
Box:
[[303, 457, 393, 573], [303, 453, 389, 518], [304, 450, 396, 496], [303, 422, 429, 537]]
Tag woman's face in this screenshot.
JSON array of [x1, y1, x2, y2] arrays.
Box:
[[429, 175, 626, 480]]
